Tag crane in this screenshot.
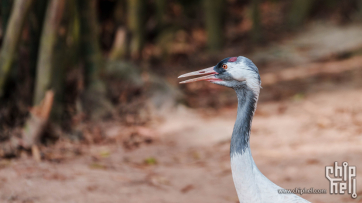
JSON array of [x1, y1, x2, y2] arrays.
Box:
[[178, 56, 310, 203]]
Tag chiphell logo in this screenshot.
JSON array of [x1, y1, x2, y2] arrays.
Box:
[[326, 162, 357, 199]]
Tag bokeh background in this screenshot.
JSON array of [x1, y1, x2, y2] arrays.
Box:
[[0, 0, 362, 202]]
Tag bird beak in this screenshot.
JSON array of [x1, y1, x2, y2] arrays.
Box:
[[178, 67, 221, 84]]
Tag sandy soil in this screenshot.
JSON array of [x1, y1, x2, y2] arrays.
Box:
[[1, 84, 362, 203]]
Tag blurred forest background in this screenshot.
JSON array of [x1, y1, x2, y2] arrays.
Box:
[[1, 0, 362, 202], [1, 0, 362, 157]]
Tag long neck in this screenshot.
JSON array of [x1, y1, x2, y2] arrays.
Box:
[[230, 87, 263, 202], [230, 88, 308, 203], [230, 87, 258, 156]]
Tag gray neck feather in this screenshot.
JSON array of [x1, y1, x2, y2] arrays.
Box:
[[230, 87, 258, 156]]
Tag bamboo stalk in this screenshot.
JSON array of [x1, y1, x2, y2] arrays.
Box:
[[251, 0, 262, 43], [128, 0, 145, 59], [23, 90, 54, 149], [0, 90, 54, 157], [203, 0, 224, 51], [33, 0, 65, 105], [0, 0, 34, 97], [109, 27, 127, 60], [77, 0, 112, 119], [155, 0, 166, 31], [28, 0, 48, 77], [1, 0, 13, 34], [77, 0, 103, 87], [288, 0, 314, 29]]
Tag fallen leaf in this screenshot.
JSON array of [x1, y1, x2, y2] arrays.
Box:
[[144, 157, 157, 165], [100, 150, 110, 158], [89, 163, 107, 170], [181, 184, 194, 193]]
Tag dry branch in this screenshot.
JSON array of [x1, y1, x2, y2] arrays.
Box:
[[23, 91, 54, 149]]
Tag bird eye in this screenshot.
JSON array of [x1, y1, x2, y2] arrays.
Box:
[[222, 64, 228, 70]]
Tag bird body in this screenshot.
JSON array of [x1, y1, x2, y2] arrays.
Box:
[[179, 56, 310, 203]]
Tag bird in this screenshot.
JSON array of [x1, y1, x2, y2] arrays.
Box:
[[178, 56, 310, 203]]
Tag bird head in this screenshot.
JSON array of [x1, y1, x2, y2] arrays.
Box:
[[178, 56, 261, 94]]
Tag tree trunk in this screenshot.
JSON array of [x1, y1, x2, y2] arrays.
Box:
[[77, 0, 103, 88], [23, 90, 54, 149], [0, 0, 34, 97], [77, 0, 112, 119], [0, 90, 54, 157], [288, 0, 314, 29], [28, 0, 48, 78], [358, 0, 362, 20], [33, 0, 65, 105], [203, 0, 224, 52], [128, 0, 145, 59], [251, 0, 262, 43], [155, 0, 166, 31], [51, 25, 68, 121], [1, 0, 13, 35]]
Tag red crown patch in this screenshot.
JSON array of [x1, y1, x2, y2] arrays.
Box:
[[228, 57, 237, 62]]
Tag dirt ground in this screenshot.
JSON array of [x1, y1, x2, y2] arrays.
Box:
[[1, 22, 362, 203], [1, 84, 362, 203]]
